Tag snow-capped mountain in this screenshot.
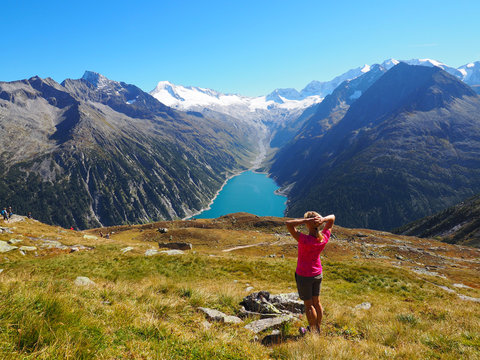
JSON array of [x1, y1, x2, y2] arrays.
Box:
[[150, 81, 322, 125], [150, 58, 480, 128], [299, 64, 373, 99], [459, 61, 480, 85]]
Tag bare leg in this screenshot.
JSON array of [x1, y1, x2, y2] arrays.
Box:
[[312, 296, 323, 333], [304, 299, 318, 331]]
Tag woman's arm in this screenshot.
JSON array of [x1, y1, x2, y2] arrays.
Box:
[[320, 214, 335, 231], [285, 217, 321, 241]]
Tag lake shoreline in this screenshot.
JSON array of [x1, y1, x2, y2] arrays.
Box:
[[185, 132, 286, 220], [188, 170, 287, 220]]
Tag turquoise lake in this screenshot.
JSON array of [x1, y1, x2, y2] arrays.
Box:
[[194, 171, 287, 219]]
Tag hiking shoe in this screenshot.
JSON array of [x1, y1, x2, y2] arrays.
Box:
[[299, 327, 308, 336]]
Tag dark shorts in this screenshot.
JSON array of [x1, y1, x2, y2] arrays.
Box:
[[295, 272, 323, 301]]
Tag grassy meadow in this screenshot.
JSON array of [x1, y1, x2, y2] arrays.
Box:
[[0, 214, 479, 359]]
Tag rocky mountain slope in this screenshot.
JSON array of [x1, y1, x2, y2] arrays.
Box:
[[395, 193, 480, 247], [269, 63, 480, 230], [151, 58, 480, 149], [0, 73, 261, 229]]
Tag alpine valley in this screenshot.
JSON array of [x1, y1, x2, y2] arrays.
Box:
[[1, 58, 480, 236]]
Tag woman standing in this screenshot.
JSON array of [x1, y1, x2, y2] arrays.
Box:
[[286, 211, 335, 334]]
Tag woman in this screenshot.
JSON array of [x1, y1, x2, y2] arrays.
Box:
[[286, 211, 335, 334]]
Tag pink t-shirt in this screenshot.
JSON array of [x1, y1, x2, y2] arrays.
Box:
[[295, 228, 331, 277]]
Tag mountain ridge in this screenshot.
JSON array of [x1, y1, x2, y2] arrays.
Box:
[[0, 74, 261, 229], [269, 63, 480, 230]]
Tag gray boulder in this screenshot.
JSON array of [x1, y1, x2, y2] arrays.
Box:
[[240, 291, 304, 315], [157, 228, 168, 234], [0, 227, 13, 234], [270, 293, 304, 314], [198, 307, 243, 324]]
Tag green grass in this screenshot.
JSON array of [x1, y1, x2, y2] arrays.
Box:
[[1, 237, 479, 359]]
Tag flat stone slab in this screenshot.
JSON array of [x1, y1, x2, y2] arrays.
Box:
[[159, 249, 185, 255], [146, 249, 184, 256], [8, 239, 23, 245], [39, 240, 67, 249], [198, 307, 242, 324], [121, 247, 134, 254], [0, 240, 17, 253], [145, 249, 160, 256], [74, 276, 96, 286], [354, 302, 372, 310], [244, 316, 292, 334], [0, 227, 13, 234], [19, 246, 37, 252], [83, 235, 98, 240]]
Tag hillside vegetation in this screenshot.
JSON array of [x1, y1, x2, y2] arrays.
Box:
[[395, 193, 480, 248], [0, 213, 479, 359]]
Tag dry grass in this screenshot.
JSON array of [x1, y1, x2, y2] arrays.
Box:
[[0, 214, 479, 359]]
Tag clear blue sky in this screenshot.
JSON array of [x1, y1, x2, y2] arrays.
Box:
[[1, 0, 479, 96]]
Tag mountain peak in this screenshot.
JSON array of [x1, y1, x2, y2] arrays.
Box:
[[81, 71, 114, 88]]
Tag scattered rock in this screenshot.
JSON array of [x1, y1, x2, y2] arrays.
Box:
[[197, 307, 243, 324], [354, 302, 372, 310], [395, 254, 405, 261], [434, 284, 480, 302], [244, 316, 292, 334], [411, 267, 446, 278], [157, 228, 168, 234], [268, 254, 276, 258], [18, 246, 37, 252], [20, 250, 26, 256], [453, 283, 473, 289], [39, 240, 67, 249], [0, 269, 3, 274], [83, 235, 98, 240], [240, 291, 304, 315], [0, 227, 13, 234], [158, 242, 192, 250], [457, 294, 480, 303], [74, 276, 96, 286], [159, 250, 185, 255], [5, 215, 25, 223], [0, 241, 18, 253], [435, 285, 455, 293], [121, 247, 134, 254], [269, 293, 304, 314], [7, 239, 23, 245], [145, 249, 160, 256], [245, 286, 255, 293], [201, 320, 212, 330]]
